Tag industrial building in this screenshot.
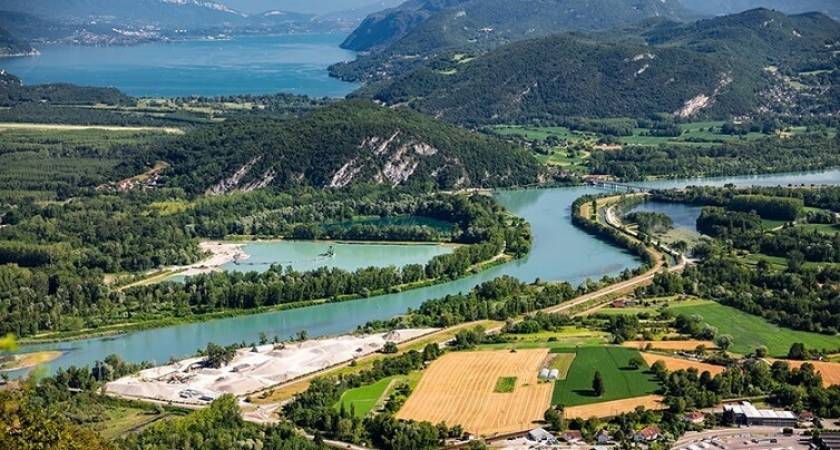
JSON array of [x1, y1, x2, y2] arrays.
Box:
[[722, 401, 797, 427]]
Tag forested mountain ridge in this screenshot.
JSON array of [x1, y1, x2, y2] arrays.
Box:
[[0, 25, 36, 57], [363, 9, 840, 123], [679, 0, 839, 19], [153, 100, 542, 194], [331, 0, 691, 82], [0, 71, 132, 106]]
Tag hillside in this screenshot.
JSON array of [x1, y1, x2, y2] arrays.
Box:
[[332, 0, 691, 81], [366, 9, 840, 123], [0, 26, 36, 57], [0, 0, 247, 28], [154, 100, 541, 194], [679, 0, 840, 19]]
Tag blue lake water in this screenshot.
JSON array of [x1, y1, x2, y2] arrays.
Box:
[[0, 34, 358, 97], [13, 168, 839, 375]]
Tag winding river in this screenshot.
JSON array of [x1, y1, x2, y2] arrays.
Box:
[[14, 169, 840, 374]]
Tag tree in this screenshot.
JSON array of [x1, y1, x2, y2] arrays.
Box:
[[544, 407, 564, 430], [628, 356, 645, 370], [754, 346, 768, 358], [714, 334, 734, 351], [592, 371, 605, 396], [205, 342, 235, 368], [788, 343, 809, 360], [382, 341, 398, 354]]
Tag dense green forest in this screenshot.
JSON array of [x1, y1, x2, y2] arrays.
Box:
[[0, 188, 530, 337], [356, 9, 839, 123], [0, 72, 132, 107], [589, 133, 840, 179]]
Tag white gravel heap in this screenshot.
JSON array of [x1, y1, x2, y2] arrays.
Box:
[[105, 328, 436, 404]]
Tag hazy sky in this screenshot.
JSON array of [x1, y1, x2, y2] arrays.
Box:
[[222, 0, 398, 15]]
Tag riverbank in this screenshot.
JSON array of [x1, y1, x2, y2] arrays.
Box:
[[21, 247, 512, 345], [0, 350, 63, 372]]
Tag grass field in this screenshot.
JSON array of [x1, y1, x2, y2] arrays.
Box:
[[494, 377, 517, 393], [799, 223, 840, 235], [480, 326, 609, 350], [551, 346, 660, 407], [396, 349, 553, 435], [334, 371, 423, 417], [669, 301, 840, 356]]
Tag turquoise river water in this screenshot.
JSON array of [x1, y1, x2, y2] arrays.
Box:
[[13, 168, 838, 374]]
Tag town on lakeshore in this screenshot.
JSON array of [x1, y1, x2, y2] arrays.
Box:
[[0, 1, 839, 450]]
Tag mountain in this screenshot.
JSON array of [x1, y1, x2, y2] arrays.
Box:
[[221, 0, 402, 16], [0, 0, 247, 29], [332, 0, 692, 82], [679, 0, 840, 19], [364, 9, 840, 123], [154, 100, 541, 194], [0, 26, 36, 57]]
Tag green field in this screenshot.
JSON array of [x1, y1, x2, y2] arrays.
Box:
[[669, 301, 840, 356], [548, 353, 576, 379], [551, 346, 660, 407], [494, 376, 517, 393], [479, 326, 609, 350], [334, 372, 422, 418]]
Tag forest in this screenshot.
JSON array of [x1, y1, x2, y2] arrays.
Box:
[[0, 188, 531, 337]]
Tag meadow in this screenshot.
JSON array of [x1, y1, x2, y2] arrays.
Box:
[[669, 301, 840, 356], [551, 346, 660, 407], [334, 372, 422, 418]]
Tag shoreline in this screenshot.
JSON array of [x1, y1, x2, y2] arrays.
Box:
[[0, 350, 63, 372]]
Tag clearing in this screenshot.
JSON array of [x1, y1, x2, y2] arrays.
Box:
[[396, 349, 553, 436], [622, 340, 717, 351], [669, 301, 840, 356], [551, 346, 660, 407]]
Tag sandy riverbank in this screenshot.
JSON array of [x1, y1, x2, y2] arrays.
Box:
[[0, 350, 63, 372], [176, 241, 249, 277]]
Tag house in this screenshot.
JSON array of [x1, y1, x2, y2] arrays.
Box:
[[722, 401, 797, 427], [798, 410, 815, 423], [683, 411, 706, 424], [611, 300, 626, 308], [595, 430, 611, 444], [528, 428, 555, 443], [635, 425, 661, 442], [562, 430, 583, 443]]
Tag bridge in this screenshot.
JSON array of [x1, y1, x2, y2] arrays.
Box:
[[588, 180, 652, 192]]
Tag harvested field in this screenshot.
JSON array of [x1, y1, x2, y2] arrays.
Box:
[[623, 340, 717, 351], [396, 349, 553, 436], [640, 353, 725, 375], [769, 359, 840, 387], [105, 329, 435, 405], [563, 395, 665, 419]]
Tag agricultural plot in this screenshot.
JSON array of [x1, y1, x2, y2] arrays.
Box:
[[772, 359, 840, 387], [548, 353, 576, 379], [480, 327, 609, 350], [551, 347, 660, 407], [669, 301, 840, 356], [563, 395, 665, 419], [396, 349, 553, 436], [639, 353, 725, 376], [334, 371, 423, 417], [622, 340, 716, 351]]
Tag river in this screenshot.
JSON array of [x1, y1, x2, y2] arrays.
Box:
[[12, 168, 840, 374], [0, 34, 358, 97]]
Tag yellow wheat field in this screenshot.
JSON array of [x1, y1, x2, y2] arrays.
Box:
[[396, 349, 553, 436], [563, 395, 665, 419]]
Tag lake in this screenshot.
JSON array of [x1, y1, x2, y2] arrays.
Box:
[[0, 34, 358, 97], [222, 240, 455, 274], [12, 168, 840, 374]]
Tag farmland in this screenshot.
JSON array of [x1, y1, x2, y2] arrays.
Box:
[[669, 301, 840, 356], [551, 346, 660, 407], [563, 394, 665, 419], [639, 353, 725, 376], [396, 349, 553, 436], [773, 359, 840, 387]]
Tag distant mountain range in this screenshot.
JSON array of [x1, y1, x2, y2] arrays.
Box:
[[0, 26, 37, 57], [679, 0, 839, 19], [361, 9, 840, 122], [330, 0, 692, 82]]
